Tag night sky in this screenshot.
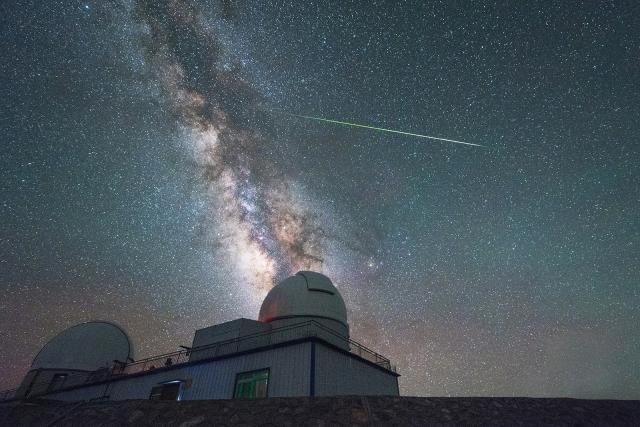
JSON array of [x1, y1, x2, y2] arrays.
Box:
[[1, 0, 639, 398]]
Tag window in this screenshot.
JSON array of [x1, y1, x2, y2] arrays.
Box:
[[47, 374, 68, 392], [149, 381, 182, 400], [233, 369, 269, 399]]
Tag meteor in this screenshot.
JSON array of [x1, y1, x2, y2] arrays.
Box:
[[276, 111, 483, 148]]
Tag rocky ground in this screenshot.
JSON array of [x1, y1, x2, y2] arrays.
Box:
[[1, 395, 639, 426]]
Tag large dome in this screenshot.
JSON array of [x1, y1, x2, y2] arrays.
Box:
[[259, 271, 348, 329], [32, 321, 132, 371]]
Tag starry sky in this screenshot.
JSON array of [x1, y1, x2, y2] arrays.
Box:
[[1, 0, 639, 398]]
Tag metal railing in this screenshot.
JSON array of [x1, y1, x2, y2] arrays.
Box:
[[0, 320, 396, 400], [114, 320, 395, 375]]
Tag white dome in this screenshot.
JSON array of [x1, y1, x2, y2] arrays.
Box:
[[32, 321, 132, 371], [258, 271, 348, 328]]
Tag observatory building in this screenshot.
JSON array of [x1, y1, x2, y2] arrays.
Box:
[[11, 272, 399, 401]]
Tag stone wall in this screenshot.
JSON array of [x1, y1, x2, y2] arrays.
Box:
[[1, 395, 639, 426]]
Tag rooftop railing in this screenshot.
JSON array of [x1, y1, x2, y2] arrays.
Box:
[[114, 320, 396, 375], [0, 320, 396, 400]]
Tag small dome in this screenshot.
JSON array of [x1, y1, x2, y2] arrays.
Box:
[[258, 271, 348, 328]]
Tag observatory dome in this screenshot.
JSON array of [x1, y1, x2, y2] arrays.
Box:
[[32, 321, 132, 371], [259, 271, 348, 330]]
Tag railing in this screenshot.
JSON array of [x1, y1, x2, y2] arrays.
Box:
[[0, 320, 396, 400], [115, 320, 396, 375]]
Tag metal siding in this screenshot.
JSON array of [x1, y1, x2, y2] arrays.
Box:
[[44, 342, 311, 401], [190, 319, 271, 362], [185, 341, 311, 399], [16, 369, 91, 398], [45, 382, 110, 401], [314, 343, 398, 396], [108, 367, 192, 400]]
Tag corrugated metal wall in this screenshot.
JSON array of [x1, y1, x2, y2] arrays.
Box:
[[46, 342, 311, 401], [42, 340, 398, 401], [314, 343, 399, 396], [44, 381, 111, 401], [15, 369, 93, 399], [185, 342, 310, 399]]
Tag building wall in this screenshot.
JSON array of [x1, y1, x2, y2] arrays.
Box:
[[268, 317, 350, 350], [186, 342, 310, 399], [190, 319, 271, 362], [314, 343, 399, 396], [45, 342, 311, 401], [39, 339, 397, 402], [15, 369, 93, 398]]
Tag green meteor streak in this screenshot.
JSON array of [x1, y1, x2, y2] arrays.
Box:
[[281, 112, 483, 148]]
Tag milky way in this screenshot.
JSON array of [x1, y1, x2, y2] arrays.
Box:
[[135, 0, 324, 298]]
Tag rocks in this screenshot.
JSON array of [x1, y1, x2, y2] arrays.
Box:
[[0, 396, 639, 426], [178, 415, 205, 427]]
